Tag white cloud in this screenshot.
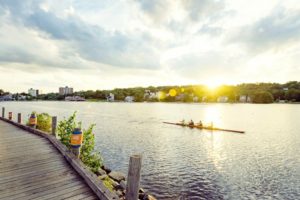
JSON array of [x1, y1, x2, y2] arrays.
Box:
[[0, 0, 299, 93]]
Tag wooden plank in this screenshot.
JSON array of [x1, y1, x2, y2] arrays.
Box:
[[0, 143, 55, 153], [0, 163, 68, 183], [0, 135, 43, 142], [0, 149, 56, 158], [0, 148, 55, 159], [0, 140, 48, 148], [0, 142, 52, 151], [0, 156, 65, 173], [0, 135, 47, 143], [64, 191, 98, 200], [0, 147, 55, 156], [0, 157, 68, 174], [0, 170, 78, 192], [0, 158, 67, 175], [39, 186, 92, 200], [6, 180, 85, 200], [0, 168, 76, 190], [0, 143, 54, 152], [0, 175, 80, 198], [78, 195, 99, 200], [0, 135, 48, 142], [0, 152, 59, 164], [0, 151, 62, 164]]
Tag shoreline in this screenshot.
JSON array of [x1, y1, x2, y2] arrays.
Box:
[[1, 100, 300, 104]]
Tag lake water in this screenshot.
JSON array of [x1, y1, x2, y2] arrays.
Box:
[[1, 101, 299, 199]]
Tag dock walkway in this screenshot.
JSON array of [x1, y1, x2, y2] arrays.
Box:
[[0, 120, 98, 200]]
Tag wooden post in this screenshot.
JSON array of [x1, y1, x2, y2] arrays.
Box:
[[1, 107, 4, 118], [70, 128, 83, 158], [18, 113, 22, 123], [52, 116, 57, 137], [8, 112, 12, 120], [126, 154, 142, 200]]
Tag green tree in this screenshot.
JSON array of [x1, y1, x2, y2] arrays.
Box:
[[285, 89, 300, 102], [252, 91, 274, 103]]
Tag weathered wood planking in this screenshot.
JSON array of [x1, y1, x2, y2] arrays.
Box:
[[0, 120, 100, 200]]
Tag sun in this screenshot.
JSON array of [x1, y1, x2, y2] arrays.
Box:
[[206, 80, 221, 90]]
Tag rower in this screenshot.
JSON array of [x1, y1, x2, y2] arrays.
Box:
[[180, 119, 185, 125], [209, 121, 213, 128], [197, 120, 203, 127], [189, 120, 194, 126]]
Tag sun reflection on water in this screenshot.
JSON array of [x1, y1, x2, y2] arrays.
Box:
[[203, 106, 222, 127], [202, 106, 227, 171]]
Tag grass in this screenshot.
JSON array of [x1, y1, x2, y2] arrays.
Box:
[[101, 176, 115, 192]]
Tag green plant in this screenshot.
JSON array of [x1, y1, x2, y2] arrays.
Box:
[[102, 176, 115, 192], [57, 112, 79, 148], [37, 113, 52, 132], [57, 112, 103, 173], [80, 124, 104, 173]]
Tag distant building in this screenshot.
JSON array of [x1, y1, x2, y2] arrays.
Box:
[[217, 96, 228, 103], [144, 90, 157, 100], [124, 96, 134, 102], [28, 88, 39, 97], [239, 95, 251, 103], [18, 95, 26, 101], [283, 88, 289, 91], [65, 96, 85, 101], [107, 93, 115, 102], [193, 96, 199, 102], [0, 94, 13, 101], [59, 86, 73, 95], [175, 93, 185, 101]]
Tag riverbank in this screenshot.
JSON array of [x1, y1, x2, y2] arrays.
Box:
[[1, 99, 300, 104]]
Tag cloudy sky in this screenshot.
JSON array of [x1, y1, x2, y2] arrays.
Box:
[[0, 0, 299, 93]]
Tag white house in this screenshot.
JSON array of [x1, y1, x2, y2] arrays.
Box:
[[124, 96, 134, 102], [239, 95, 251, 103], [175, 93, 185, 101], [193, 96, 199, 102], [107, 93, 115, 102], [144, 90, 157, 100], [217, 96, 229, 103]]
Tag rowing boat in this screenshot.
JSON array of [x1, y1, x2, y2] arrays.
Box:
[[163, 122, 245, 134]]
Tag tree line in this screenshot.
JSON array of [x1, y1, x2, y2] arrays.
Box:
[[1, 81, 300, 103]]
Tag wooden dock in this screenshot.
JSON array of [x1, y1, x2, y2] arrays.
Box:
[[0, 120, 99, 200]]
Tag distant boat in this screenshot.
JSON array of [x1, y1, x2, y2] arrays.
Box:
[[163, 122, 245, 134]]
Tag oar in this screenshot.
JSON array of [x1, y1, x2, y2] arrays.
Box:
[[213, 128, 245, 134]]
